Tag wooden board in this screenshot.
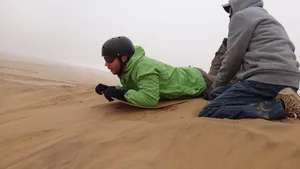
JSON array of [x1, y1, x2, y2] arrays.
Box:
[[114, 98, 192, 109]]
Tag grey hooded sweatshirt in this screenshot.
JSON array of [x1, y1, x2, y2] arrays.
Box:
[[214, 0, 300, 89]]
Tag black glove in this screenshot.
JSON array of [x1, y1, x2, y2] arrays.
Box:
[[103, 86, 127, 102], [95, 83, 109, 95]]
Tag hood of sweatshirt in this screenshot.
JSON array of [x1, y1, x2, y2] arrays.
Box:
[[222, 0, 264, 15]]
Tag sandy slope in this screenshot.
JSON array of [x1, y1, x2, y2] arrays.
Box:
[[1, 55, 300, 169]]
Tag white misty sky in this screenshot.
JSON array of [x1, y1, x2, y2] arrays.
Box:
[[0, 0, 299, 72]]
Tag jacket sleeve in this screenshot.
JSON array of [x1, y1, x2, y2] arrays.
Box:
[[213, 13, 254, 88], [115, 85, 124, 90], [124, 68, 160, 107]]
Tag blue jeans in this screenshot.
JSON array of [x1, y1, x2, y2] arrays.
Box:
[[198, 80, 291, 120], [205, 85, 232, 101]]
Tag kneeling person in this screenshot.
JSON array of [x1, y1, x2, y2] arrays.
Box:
[[95, 36, 208, 107]]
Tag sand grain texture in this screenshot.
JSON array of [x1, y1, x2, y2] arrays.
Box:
[[1, 55, 300, 169]]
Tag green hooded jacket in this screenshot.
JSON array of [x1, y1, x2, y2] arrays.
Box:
[[116, 46, 207, 107]]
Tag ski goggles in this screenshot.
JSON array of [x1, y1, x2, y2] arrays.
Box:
[[103, 56, 115, 63]]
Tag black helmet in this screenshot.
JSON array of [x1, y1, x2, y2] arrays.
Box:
[[101, 36, 135, 58]]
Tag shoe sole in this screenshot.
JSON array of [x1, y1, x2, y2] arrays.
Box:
[[277, 88, 300, 119]]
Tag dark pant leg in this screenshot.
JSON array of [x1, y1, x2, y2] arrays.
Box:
[[192, 67, 217, 99], [193, 67, 216, 89], [198, 80, 287, 120]]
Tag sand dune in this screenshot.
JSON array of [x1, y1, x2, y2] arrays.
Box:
[[1, 55, 300, 169]]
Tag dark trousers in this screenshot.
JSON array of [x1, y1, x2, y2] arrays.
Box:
[[198, 80, 292, 120]]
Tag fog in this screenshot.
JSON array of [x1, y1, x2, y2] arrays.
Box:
[[0, 0, 299, 72]]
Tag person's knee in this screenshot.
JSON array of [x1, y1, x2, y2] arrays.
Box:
[[198, 107, 211, 117], [198, 102, 220, 117]]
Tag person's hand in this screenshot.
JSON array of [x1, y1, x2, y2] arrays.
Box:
[[103, 86, 127, 102], [95, 83, 109, 95]]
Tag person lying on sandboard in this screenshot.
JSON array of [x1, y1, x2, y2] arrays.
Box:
[[95, 36, 214, 107]]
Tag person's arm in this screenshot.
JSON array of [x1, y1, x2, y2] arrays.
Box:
[[208, 38, 227, 76], [213, 13, 255, 88], [124, 69, 160, 107]]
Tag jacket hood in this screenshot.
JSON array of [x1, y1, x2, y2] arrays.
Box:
[[124, 46, 145, 72], [223, 0, 264, 15]]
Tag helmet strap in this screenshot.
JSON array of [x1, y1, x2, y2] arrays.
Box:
[[117, 57, 130, 77]]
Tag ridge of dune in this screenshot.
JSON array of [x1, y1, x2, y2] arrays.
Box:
[[0, 53, 118, 86], [1, 55, 300, 169]]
